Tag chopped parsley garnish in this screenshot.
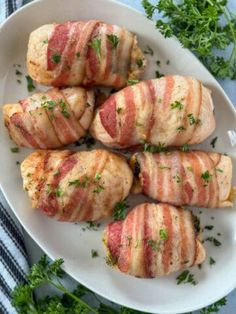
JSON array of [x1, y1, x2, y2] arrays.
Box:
[[181, 144, 189, 152], [156, 60, 161, 66], [43, 39, 48, 44], [59, 100, 70, 118], [55, 188, 64, 197], [25, 75, 35, 92], [174, 174, 182, 184], [84, 221, 100, 231], [94, 173, 102, 181], [176, 126, 186, 133], [69, 176, 90, 188], [159, 165, 171, 170], [170, 101, 183, 110], [16, 161, 20, 165], [144, 45, 154, 55], [113, 200, 128, 221], [17, 79, 21, 84], [199, 297, 227, 314], [11, 147, 19, 153], [187, 166, 193, 172], [201, 170, 213, 184], [76, 51, 80, 58], [204, 225, 214, 231], [51, 53, 61, 64], [143, 141, 167, 153], [147, 239, 160, 252], [88, 38, 102, 61], [159, 228, 168, 240], [155, 70, 164, 78], [105, 255, 116, 266], [74, 134, 96, 149], [176, 270, 197, 286], [136, 59, 143, 67], [106, 34, 119, 48], [187, 113, 201, 125], [127, 79, 139, 85], [210, 136, 218, 148], [209, 257, 216, 266], [41, 100, 57, 110], [215, 168, 223, 173], [116, 107, 122, 114], [15, 69, 22, 75], [46, 184, 52, 194], [203, 237, 221, 247], [166, 60, 170, 65], [135, 121, 143, 127], [91, 249, 99, 258], [93, 185, 104, 194], [193, 214, 200, 233]]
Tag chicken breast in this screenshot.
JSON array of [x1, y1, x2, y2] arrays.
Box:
[[3, 87, 94, 149], [104, 203, 205, 278], [90, 75, 215, 148], [27, 21, 146, 88], [21, 149, 133, 222], [130, 151, 234, 208]]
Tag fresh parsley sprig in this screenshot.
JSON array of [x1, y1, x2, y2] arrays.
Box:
[[12, 255, 147, 314], [142, 0, 236, 79]]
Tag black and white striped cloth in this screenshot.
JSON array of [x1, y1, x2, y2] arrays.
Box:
[[1, 3, 29, 313], [4, 0, 23, 17], [0, 191, 29, 314]]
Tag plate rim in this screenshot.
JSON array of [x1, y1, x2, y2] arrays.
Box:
[[0, 0, 236, 313]]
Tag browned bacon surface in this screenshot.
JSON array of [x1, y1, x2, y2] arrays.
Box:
[[90, 76, 215, 148], [104, 203, 205, 278], [131, 151, 234, 208]]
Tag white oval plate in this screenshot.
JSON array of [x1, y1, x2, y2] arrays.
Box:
[[0, 0, 236, 313]]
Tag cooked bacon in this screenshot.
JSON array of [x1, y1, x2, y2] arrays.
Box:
[[21, 149, 133, 222], [3, 87, 94, 149], [104, 203, 205, 278], [27, 21, 145, 88], [90, 76, 216, 148], [131, 151, 234, 208]]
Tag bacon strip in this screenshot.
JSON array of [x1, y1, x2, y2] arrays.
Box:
[[132, 151, 225, 208], [104, 203, 205, 278]]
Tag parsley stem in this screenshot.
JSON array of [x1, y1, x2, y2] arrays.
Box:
[[51, 281, 99, 314]]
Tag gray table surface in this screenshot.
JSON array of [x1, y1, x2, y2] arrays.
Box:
[[1, 0, 236, 313]]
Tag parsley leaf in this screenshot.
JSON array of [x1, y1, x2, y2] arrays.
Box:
[[210, 136, 218, 148], [107, 34, 119, 48], [25, 75, 35, 92], [113, 200, 128, 220], [171, 101, 183, 110], [51, 53, 61, 64], [89, 38, 102, 61], [176, 270, 197, 286], [142, 0, 236, 80]]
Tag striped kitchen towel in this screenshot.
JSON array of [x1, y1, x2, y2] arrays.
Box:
[[0, 191, 29, 314], [5, 0, 23, 17]]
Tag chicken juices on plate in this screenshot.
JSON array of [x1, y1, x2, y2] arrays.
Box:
[[104, 203, 205, 278], [3, 87, 94, 148], [21, 149, 133, 221]]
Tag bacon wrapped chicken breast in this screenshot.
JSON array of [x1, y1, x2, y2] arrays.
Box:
[[104, 203, 205, 278], [3, 87, 94, 148], [21, 149, 133, 221], [90, 75, 215, 148], [27, 21, 145, 88], [131, 151, 235, 208]]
